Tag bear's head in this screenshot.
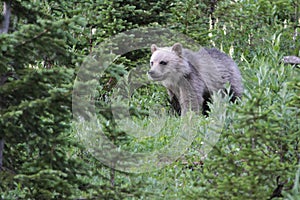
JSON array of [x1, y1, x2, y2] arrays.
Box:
[[148, 43, 189, 84]]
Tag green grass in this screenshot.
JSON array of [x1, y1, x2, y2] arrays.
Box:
[[72, 37, 300, 199]]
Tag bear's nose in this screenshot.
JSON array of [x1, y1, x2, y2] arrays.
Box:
[[148, 70, 155, 76]]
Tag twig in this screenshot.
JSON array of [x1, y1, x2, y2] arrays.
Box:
[[14, 29, 49, 48]]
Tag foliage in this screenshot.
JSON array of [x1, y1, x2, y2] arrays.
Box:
[[0, 0, 299, 199]]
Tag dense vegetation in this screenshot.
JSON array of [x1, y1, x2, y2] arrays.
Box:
[[0, 0, 299, 199]]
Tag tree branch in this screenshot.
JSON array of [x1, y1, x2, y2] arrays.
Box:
[[14, 29, 49, 48]]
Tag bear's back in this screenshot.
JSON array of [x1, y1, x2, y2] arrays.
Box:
[[182, 47, 242, 96]]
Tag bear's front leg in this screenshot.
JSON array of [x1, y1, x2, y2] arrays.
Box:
[[167, 89, 181, 115], [178, 83, 203, 115]]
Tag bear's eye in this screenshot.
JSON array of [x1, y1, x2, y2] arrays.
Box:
[[160, 61, 168, 65], [150, 61, 153, 66]]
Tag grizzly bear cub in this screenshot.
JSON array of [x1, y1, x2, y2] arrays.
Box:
[[148, 43, 243, 115]]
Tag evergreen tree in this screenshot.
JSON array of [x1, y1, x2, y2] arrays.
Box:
[[0, 0, 87, 198]]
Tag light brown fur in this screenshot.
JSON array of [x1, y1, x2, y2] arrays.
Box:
[[148, 43, 243, 115]]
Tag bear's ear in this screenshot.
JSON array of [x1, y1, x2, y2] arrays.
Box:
[[171, 43, 182, 56], [151, 44, 158, 54]]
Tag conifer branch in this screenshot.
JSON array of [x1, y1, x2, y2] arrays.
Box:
[[15, 29, 49, 48]]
